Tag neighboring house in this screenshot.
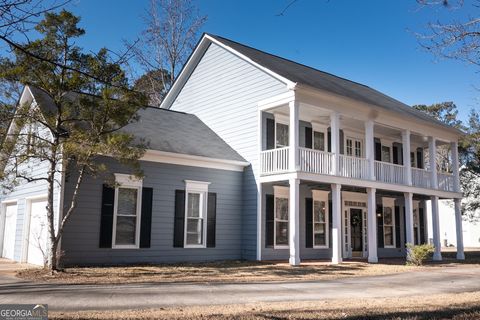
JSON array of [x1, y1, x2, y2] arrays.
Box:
[[0, 34, 465, 266], [426, 200, 480, 248]]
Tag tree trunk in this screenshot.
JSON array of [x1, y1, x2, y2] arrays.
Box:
[[46, 144, 58, 273]]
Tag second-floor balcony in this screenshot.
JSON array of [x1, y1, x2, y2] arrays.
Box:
[[260, 146, 456, 193]]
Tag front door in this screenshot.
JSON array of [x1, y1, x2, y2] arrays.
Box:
[[350, 208, 363, 252]]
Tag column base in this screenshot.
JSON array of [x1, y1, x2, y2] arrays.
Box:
[[289, 256, 301, 266], [331, 257, 342, 264], [456, 252, 465, 260], [368, 256, 378, 263], [433, 252, 442, 261]]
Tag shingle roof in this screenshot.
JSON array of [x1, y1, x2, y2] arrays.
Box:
[[26, 86, 246, 162], [207, 34, 462, 134]]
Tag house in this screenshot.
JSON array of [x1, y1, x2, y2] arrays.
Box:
[[0, 34, 465, 266]]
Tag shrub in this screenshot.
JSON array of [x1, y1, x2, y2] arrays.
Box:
[[406, 243, 435, 266]]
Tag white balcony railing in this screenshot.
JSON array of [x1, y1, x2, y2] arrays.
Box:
[[299, 147, 333, 175], [411, 167, 431, 189], [260, 147, 289, 175], [374, 161, 406, 185], [438, 172, 455, 192], [338, 154, 369, 180]]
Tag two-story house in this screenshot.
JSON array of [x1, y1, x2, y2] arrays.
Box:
[[0, 34, 464, 266]]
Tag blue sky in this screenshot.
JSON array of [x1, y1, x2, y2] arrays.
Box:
[[62, 0, 478, 121]]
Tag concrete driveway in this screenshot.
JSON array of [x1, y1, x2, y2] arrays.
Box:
[[0, 259, 479, 312]]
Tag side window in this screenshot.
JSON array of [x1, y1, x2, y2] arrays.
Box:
[[276, 122, 289, 148], [184, 180, 210, 248], [382, 146, 391, 163], [273, 186, 289, 247], [313, 131, 325, 151]]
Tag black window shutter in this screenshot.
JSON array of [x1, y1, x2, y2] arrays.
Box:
[[374, 138, 382, 161], [305, 198, 313, 248], [417, 148, 424, 169], [398, 143, 404, 165], [99, 184, 115, 248], [339, 129, 345, 155], [265, 194, 274, 247], [394, 206, 401, 248], [207, 192, 217, 248], [140, 187, 153, 248], [403, 206, 407, 246], [393, 146, 399, 165], [377, 204, 384, 248], [328, 200, 333, 248], [266, 118, 275, 150], [327, 128, 331, 152], [419, 207, 425, 245], [173, 190, 185, 247], [305, 127, 313, 149]]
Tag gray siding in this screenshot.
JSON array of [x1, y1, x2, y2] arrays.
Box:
[[60, 157, 243, 266], [169, 43, 289, 259]]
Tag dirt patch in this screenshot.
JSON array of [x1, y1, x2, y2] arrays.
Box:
[[16, 250, 480, 285], [49, 291, 480, 319]]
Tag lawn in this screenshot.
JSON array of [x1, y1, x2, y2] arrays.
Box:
[[49, 291, 480, 319], [17, 249, 480, 285]]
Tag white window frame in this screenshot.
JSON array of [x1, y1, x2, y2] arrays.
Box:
[[345, 136, 363, 158], [312, 190, 329, 249], [273, 186, 289, 249], [274, 114, 289, 149], [311, 123, 328, 152], [184, 180, 210, 248], [382, 197, 396, 248], [381, 145, 391, 163], [112, 174, 143, 249]]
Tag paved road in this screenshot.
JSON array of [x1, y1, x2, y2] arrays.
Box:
[[0, 262, 479, 311]]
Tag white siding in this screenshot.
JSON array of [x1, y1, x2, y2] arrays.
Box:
[[170, 43, 289, 259]]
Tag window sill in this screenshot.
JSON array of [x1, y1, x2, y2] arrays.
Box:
[[112, 244, 139, 249], [184, 244, 207, 249], [383, 245, 396, 249], [273, 245, 289, 250], [313, 245, 329, 249]]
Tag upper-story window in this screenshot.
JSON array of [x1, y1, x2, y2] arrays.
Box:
[[313, 131, 325, 151], [411, 152, 416, 168], [276, 123, 289, 148], [382, 146, 391, 163], [346, 137, 362, 158]]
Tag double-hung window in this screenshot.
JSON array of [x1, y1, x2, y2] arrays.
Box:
[[312, 190, 329, 248], [184, 180, 210, 248], [276, 122, 289, 148], [273, 186, 289, 247], [112, 174, 143, 248], [382, 146, 391, 163], [346, 137, 362, 158], [382, 198, 395, 248]]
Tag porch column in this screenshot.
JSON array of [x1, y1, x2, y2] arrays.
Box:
[[365, 120, 375, 180], [429, 137, 438, 189], [367, 187, 378, 263], [451, 141, 460, 192], [330, 112, 340, 175], [402, 130, 412, 186], [331, 183, 342, 264], [404, 192, 414, 245], [454, 198, 465, 260], [256, 182, 262, 261], [431, 195, 442, 261], [289, 100, 299, 172], [289, 178, 300, 265]]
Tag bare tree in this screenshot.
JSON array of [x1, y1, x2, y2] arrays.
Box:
[[131, 0, 206, 106]]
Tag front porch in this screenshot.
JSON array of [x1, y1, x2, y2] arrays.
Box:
[[258, 179, 465, 265]]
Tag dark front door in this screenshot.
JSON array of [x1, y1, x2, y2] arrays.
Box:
[[350, 208, 363, 252]]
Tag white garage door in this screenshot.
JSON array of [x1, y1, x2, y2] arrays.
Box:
[[27, 199, 48, 266], [2, 203, 18, 260]]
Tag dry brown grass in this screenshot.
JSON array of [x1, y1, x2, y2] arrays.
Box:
[[17, 250, 480, 285], [49, 291, 480, 319]]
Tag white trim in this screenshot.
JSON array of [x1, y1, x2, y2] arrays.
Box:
[[1, 199, 19, 204], [382, 197, 396, 248], [273, 186, 289, 249], [141, 149, 249, 172], [21, 196, 48, 263], [312, 190, 329, 249], [0, 201, 18, 260], [184, 180, 209, 248], [111, 174, 143, 249]]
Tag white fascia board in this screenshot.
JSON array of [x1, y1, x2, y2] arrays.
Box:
[[141, 149, 249, 172]]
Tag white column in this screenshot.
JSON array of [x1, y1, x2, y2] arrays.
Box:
[[365, 120, 375, 180], [404, 192, 414, 245], [402, 130, 412, 186], [289, 100, 299, 172], [429, 137, 438, 189], [367, 187, 378, 263], [256, 182, 262, 261], [451, 141, 460, 192], [454, 198, 465, 260], [431, 195, 442, 261], [331, 183, 342, 264], [288, 178, 300, 266], [330, 112, 340, 175]]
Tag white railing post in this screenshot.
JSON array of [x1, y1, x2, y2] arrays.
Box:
[[330, 112, 340, 176], [451, 141, 461, 192], [365, 120, 375, 180], [402, 130, 412, 186], [429, 137, 438, 189], [289, 100, 299, 172]]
